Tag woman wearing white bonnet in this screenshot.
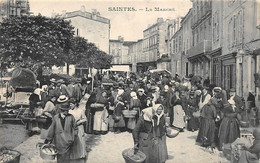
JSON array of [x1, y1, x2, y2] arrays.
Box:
[[132, 104, 168, 163]]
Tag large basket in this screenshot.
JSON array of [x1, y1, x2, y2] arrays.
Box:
[[166, 127, 180, 138], [122, 110, 137, 118], [122, 148, 146, 163], [39, 144, 57, 160], [0, 149, 21, 163]]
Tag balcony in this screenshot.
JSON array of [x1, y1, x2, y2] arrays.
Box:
[[187, 40, 212, 57]]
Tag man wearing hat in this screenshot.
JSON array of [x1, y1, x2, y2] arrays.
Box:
[[67, 78, 82, 103], [48, 78, 56, 97], [46, 102, 79, 163], [55, 79, 72, 98]]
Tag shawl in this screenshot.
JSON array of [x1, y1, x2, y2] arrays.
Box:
[[142, 104, 164, 126]]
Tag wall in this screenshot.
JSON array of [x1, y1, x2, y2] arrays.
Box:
[[66, 16, 110, 54]]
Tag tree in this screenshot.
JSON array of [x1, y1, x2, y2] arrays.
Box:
[[0, 15, 74, 70], [73, 38, 112, 70]]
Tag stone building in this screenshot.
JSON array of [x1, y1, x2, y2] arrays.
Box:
[[186, 0, 212, 81], [0, 0, 30, 22], [140, 18, 170, 72], [222, 0, 260, 104], [168, 17, 183, 77], [181, 9, 193, 77], [109, 36, 136, 69], [210, 0, 223, 87], [57, 6, 110, 54], [55, 6, 110, 76], [129, 39, 143, 73]]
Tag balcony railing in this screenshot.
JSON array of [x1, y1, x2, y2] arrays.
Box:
[[187, 40, 212, 57]]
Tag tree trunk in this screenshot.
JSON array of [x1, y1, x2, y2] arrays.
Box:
[[67, 63, 69, 75]]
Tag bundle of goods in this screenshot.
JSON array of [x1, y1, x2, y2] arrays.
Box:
[[122, 110, 137, 118], [166, 127, 180, 138], [0, 109, 19, 118], [0, 148, 21, 163], [122, 148, 146, 163], [10, 68, 36, 89], [36, 143, 57, 160]]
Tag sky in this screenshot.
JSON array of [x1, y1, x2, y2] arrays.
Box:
[[29, 0, 192, 41]]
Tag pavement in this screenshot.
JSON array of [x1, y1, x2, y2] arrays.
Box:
[[13, 129, 230, 163]]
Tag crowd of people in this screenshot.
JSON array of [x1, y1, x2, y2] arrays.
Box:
[[26, 70, 260, 163]]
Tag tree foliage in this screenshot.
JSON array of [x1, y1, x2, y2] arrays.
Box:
[[70, 37, 112, 69], [0, 15, 112, 73], [0, 15, 74, 68]]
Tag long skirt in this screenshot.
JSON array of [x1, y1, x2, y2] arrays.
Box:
[[70, 125, 87, 159], [93, 110, 108, 131], [86, 108, 94, 134], [139, 132, 168, 163], [127, 118, 136, 130], [172, 105, 185, 129], [196, 117, 215, 145], [187, 116, 199, 131], [108, 115, 115, 131], [114, 115, 125, 128], [218, 117, 240, 150]]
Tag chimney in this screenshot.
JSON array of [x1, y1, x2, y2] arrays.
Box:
[[81, 5, 85, 12], [157, 18, 164, 23], [118, 36, 124, 42]]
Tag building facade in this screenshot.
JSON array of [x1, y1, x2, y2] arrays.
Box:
[[54, 6, 110, 76], [129, 39, 143, 72], [186, 0, 212, 81], [168, 17, 183, 76], [0, 0, 30, 22], [109, 36, 136, 69], [181, 9, 193, 77], [210, 0, 223, 87], [138, 18, 170, 72], [57, 6, 110, 54], [222, 0, 260, 104]]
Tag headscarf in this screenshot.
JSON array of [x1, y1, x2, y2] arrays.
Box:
[[117, 89, 124, 96], [142, 104, 164, 126], [130, 91, 138, 100]]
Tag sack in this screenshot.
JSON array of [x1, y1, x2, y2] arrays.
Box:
[[192, 111, 200, 118]]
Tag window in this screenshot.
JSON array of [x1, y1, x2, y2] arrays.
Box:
[[228, 18, 232, 48], [238, 10, 243, 44], [233, 15, 237, 46], [179, 36, 182, 51], [216, 13, 219, 41], [223, 64, 236, 91], [76, 28, 79, 36]]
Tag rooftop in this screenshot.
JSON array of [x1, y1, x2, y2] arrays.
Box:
[[56, 7, 110, 24]]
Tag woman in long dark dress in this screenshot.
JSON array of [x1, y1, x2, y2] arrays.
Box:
[[186, 91, 200, 132], [218, 95, 241, 150], [133, 104, 168, 163], [196, 97, 217, 147]]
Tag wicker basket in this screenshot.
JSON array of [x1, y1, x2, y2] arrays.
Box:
[[39, 144, 57, 160], [0, 149, 21, 163], [122, 148, 146, 163], [122, 110, 137, 118], [166, 127, 180, 138]]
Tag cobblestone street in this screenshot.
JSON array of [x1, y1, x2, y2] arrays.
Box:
[[13, 129, 229, 163]]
